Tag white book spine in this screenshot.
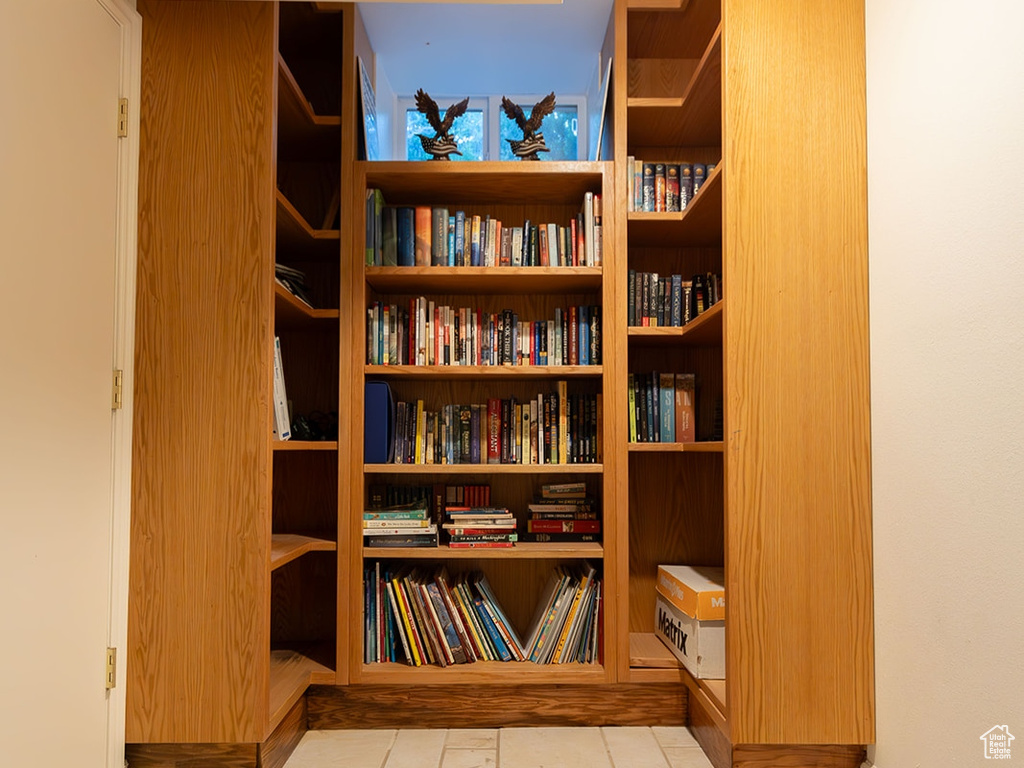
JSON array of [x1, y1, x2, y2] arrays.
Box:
[[272, 336, 291, 441]]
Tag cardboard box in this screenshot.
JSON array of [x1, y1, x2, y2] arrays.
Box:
[[654, 565, 725, 679]]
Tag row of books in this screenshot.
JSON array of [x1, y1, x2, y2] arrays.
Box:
[[364, 191, 603, 268], [363, 501, 438, 548], [626, 159, 717, 213], [443, 506, 517, 548], [527, 486, 601, 541], [628, 271, 722, 328], [363, 564, 603, 666], [390, 388, 602, 466], [628, 372, 696, 444], [367, 301, 602, 367], [367, 482, 492, 517]]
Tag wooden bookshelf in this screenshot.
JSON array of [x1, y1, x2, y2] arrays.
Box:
[[277, 54, 340, 160], [365, 266, 602, 295], [365, 364, 602, 380], [363, 542, 604, 560], [628, 441, 723, 453], [628, 300, 723, 346], [269, 650, 335, 731], [364, 463, 604, 475], [276, 189, 340, 260], [357, 660, 609, 685], [274, 440, 338, 452], [272, 534, 337, 571], [275, 282, 339, 328], [625, 163, 722, 247]]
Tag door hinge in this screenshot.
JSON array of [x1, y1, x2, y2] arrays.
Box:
[[112, 369, 123, 410], [117, 98, 129, 138], [105, 647, 117, 690]]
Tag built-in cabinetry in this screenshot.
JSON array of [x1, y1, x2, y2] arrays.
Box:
[[127, 1, 872, 766]]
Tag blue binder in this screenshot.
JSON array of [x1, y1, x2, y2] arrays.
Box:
[[364, 381, 394, 463]]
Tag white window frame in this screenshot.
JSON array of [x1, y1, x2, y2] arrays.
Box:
[[395, 94, 587, 161]]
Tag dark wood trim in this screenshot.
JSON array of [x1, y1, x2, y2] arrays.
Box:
[[307, 683, 686, 729], [124, 742, 257, 768], [732, 744, 866, 768], [259, 696, 308, 768], [689, 686, 732, 768]]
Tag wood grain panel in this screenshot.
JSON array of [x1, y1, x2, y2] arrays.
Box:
[[722, 0, 873, 745], [628, 58, 700, 99], [627, 0, 720, 59], [125, 743, 258, 768], [307, 684, 686, 728], [689, 683, 732, 768], [129, 0, 275, 744], [268, 651, 330, 731], [273, 451, 339, 537], [259, 696, 307, 768], [271, 552, 337, 651], [732, 744, 866, 768]]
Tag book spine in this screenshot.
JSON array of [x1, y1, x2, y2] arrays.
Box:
[[642, 163, 655, 212], [659, 372, 676, 443], [414, 206, 431, 267]]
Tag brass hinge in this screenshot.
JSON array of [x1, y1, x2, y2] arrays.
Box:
[[117, 98, 128, 138], [105, 647, 117, 690], [112, 369, 123, 410]]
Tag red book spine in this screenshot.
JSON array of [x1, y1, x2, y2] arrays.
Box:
[[569, 306, 579, 365], [527, 519, 602, 533]]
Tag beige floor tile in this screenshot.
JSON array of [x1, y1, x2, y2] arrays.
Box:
[[662, 747, 714, 768], [447, 729, 499, 749], [286, 730, 396, 768], [385, 729, 448, 768], [442, 748, 497, 768], [498, 727, 613, 768], [601, 727, 670, 768], [651, 726, 699, 749]]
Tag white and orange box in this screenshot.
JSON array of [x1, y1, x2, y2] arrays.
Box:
[[654, 565, 724, 679]]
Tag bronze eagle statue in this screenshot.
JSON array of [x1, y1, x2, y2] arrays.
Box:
[[415, 89, 470, 160], [502, 92, 556, 161]]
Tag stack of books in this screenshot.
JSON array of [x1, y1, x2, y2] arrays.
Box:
[[522, 562, 602, 664], [363, 501, 438, 548], [443, 506, 517, 549], [274, 263, 313, 307], [523, 482, 601, 544]]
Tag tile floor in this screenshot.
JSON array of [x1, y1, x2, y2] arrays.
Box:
[[284, 726, 713, 768]]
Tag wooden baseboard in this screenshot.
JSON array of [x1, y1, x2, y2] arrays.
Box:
[[307, 683, 687, 729], [125, 697, 308, 768], [688, 685, 731, 768], [732, 744, 866, 768]]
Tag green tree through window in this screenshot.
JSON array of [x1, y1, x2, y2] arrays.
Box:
[[406, 109, 484, 161], [500, 105, 578, 161]]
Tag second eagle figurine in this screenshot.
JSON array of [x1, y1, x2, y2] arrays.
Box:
[[415, 89, 470, 160], [502, 92, 556, 161]]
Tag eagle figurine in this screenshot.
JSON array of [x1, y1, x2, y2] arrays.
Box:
[[415, 89, 470, 161], [502, 92, 556, 161]]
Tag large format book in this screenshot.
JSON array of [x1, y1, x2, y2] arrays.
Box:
[[396, 207, 416, 266], [272, 336, 290, 441], [675, 374, 696, 443], [414, 206, 432, 267]]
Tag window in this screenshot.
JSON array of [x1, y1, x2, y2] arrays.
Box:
[[398, 95, 586, 161]]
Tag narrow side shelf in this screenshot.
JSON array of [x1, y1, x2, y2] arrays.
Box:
[[365, 365, 602, 380], [271, 534, 337, 571], [629, 633, 726, 715], [277, 53, 340, 160], [627, 25, 721, 147], [364, 542, 604, 560], [275, 282, 339, 329], [276, 189, 340, 260], [365, 267, 602, 296], [366, 463, 604, 475], [626, 162, 722, 247], [628, 300, 723, 346], [628, 441, 723, 453], [269, 649, 335, 732], [274, 440, 339, 452]]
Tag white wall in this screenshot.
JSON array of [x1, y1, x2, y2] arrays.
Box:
[[866, 1, 1024, 765]]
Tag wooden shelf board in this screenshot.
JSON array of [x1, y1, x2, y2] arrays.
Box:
[[271, 534, 337, 571], [276, 189, 340, 261], [269, 650, 335, 730], [364, 542, 604, 560], [627, 162, 722, 247], [628, 26, 722, 147], [628, 441, 724, 453], [364, 365, 602, 380], [629, 632, 726, 714], [628, 0, 690, 10], [699, 677, 727, 713], [630, 631, 685, 669], [365, 266, 602, 296], [277, 54, 340, 161], [361, 161, 606, 205], [359, 660, 608, 685], [628, 300, 723, 346], [273, 440, 338, 451], [274, 282, 339, 329], [365, 463, 603, 475]]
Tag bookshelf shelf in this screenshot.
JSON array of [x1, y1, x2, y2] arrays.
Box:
[[271, 534, 337, 571], [274, 440, 338, 452], [277, 54, 340, 161], [364, 464, 604, 475], [628, 0, 690, 10], [626, 163, 722, 247], [626, 25, 721, 147], [275, 282, 339, 328], [363, 542, 604, 560], [628, 300, 723, 346], [358, 660, 608, 685], [362, 161, 605, 205], [365, 364, 602, 380], [628, 441, 723, 453], [276, 189, 340, 261], [365, 266, 602, 296], [269, 649, 335, 732]]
